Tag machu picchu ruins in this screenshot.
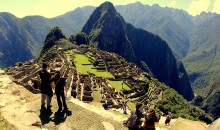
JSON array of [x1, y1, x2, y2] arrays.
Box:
[[5, 45, 163, 112], [3, 31, 214, 129]]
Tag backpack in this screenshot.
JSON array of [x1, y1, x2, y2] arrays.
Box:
[[124, 110, 138, 128]]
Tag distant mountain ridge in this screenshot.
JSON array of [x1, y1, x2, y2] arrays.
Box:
[[1, 2, 218, 67], [0, 2, 193, 67], [184, 15, 220, 119], [0, 6, 94, 67], [0, 13, 39, 66], [116, 2, 193, 58]]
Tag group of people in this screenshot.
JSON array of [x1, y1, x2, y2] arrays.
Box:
[[39, 63, 68, 113], [124, 102, 172, 130], [123, 103, 160, 130]]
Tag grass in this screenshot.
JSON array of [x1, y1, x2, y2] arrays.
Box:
[[107, 80, 130, 92], [73, 54, 113, 78], [93, 87, 102, 102], [65, 51, 74, 66], [127, 102, 135, 110], [68, 53, 131, 93]]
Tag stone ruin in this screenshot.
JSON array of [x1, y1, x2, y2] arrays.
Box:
[[5, 47, 163, 110], [82, 48, 163, 107]]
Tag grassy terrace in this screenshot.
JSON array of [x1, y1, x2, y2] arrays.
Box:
[[66, 52, 131, 92], [108, 80, 130, 92], [74, 54, 113, 78], [127, 102, 135, 110]]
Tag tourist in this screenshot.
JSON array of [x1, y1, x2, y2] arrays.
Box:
[[52, 71, 68, 112], [122, 101, 128, 114], [124, 102, 144, 130], [102, 100, 109, 110], [165, 114, 172, 126], [39, 63, 53, 111], [143, 109, 159, 130]]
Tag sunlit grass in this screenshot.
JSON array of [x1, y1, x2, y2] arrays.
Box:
[[74, 54, 113, 78], [127, 102, 135, 110], [70, 53, 131, 93], [108, 80, 131, 92]]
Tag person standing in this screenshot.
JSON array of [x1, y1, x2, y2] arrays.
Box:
[[52, 71, 68, 112], [39, 63, 53, 111], [122, 101, 128, 114], [165, 114, 172, 126], [125, 102, 144, 130], [144, 109, 159, 130]]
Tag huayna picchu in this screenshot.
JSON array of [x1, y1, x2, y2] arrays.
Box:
[[81, 2, 193, 101]]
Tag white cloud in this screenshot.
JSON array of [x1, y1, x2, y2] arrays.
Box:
[[213, 0, 220, 14], [186, 0, 210, 16]]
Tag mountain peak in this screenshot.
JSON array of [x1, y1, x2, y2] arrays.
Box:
[[98, 2, 116, 12], [40, 27, 66, 55], [133, 1, 144, 6], [82, 2, 121, 35], [44, 27, 65, 43]]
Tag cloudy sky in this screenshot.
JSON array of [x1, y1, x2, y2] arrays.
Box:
[[0, 0, 219, 18]]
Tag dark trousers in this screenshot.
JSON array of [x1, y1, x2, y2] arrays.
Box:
[[55, 91, 67, 110]]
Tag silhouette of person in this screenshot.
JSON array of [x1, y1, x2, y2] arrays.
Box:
[[52, 71, 68, 112], [39, 63, 53, 111], [122, 101, 128, 114]]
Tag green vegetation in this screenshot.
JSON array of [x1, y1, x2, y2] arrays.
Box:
[[73, 54, 113, 78], [85, 52, 96, 61], [156, 82, 213, 124], [55, 39, 77, 51], [107, 61, 122, 67], [69, 32, 90, 45], [38, 47, 58, 63], [65, 50, 75, 66], [203, 89, 220, 120], [127, 102, 135, 110], [108, 80, 130, 92], [93, 87, 102, 102], [182, 16, 220, 119], [68, 53, 131, 93], [40, 27, 66, 57]]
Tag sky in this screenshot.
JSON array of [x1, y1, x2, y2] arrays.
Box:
[[0, 0, 219, 18]]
